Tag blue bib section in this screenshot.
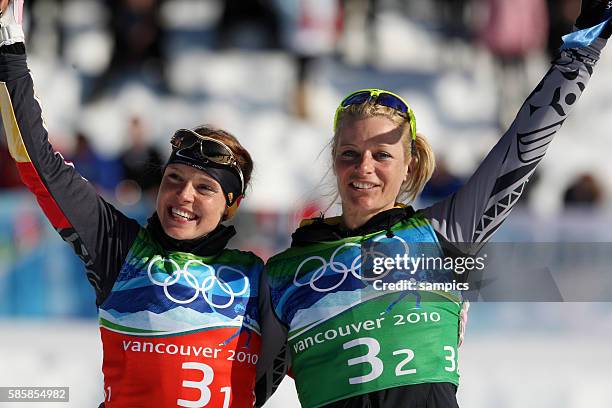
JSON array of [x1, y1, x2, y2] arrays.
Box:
[[267, 214, 454, 329], [99, 229, 263, 337]]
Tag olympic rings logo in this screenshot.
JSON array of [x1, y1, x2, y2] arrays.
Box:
[[147, 256, 250, 308], [293, 235, 409, 293]]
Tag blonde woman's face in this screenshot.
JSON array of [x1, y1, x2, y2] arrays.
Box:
[[334, 116, 410, 227]]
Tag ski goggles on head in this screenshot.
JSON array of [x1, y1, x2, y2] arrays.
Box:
[[168, 129, 244, 205], [333, 88, 417, 144]]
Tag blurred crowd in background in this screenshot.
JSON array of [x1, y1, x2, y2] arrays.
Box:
[[0, 0, 606, 210]]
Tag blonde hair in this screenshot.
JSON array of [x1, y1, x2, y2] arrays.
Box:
[[333, 102, 435, 204]]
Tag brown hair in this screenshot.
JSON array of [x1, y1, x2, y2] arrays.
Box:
[[333, 102, 435, 203], [192, 125, 254, 193]]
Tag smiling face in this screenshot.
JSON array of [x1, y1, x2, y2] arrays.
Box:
[[156, 164, 227, 240], [334, 116, 410, 229]]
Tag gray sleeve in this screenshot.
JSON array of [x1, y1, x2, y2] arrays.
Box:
[[420, 38, 607, 254]]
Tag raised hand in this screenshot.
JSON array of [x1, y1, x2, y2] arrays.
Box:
[[575, 0, 612, 36], [0, 0, 24, 47]]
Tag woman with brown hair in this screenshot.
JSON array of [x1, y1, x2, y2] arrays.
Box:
[[0, 1, 284, 406]]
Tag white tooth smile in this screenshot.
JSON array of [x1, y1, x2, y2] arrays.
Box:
[[351, 182, 376, 189], [171, 208, 196, 221]]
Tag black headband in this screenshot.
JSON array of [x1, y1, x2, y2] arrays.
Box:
[[166, 151, 243, 206]]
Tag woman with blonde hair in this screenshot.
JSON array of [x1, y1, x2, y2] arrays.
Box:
[[264, 1, 612, 407], [0, 1, 285, 406]]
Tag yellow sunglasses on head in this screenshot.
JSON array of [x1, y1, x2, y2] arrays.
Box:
[[333, 88, 417, 148]]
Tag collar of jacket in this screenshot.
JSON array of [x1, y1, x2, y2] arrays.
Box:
[[146, 212, 236, 256], [291, 204, 416, 246]]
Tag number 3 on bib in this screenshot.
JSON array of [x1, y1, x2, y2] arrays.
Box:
[[177, 362, 231, 408], [343, 338, 384, 384]]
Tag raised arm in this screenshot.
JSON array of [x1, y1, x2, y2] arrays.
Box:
[[0, 0, 140, 304], [421, 1, 611, 253]]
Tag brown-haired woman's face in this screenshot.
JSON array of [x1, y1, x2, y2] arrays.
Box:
[[156, 164, 226, 240], [334, 116, 410, 225]]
